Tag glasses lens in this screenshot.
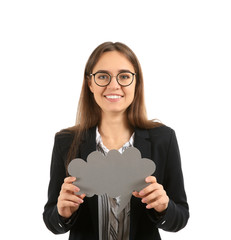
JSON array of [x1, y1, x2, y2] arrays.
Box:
[[117, 72, 133, 86], [95, 72, 110, 86]]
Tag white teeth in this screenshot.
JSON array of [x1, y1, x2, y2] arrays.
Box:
[[105, 95, 122, 99]]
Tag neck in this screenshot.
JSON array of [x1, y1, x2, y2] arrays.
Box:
[[98, 112, 133, 149]]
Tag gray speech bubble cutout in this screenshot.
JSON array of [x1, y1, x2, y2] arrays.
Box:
[[68, 147, 156, 213]]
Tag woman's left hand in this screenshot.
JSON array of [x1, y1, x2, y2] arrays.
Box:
[[132, 176, 169, 213]]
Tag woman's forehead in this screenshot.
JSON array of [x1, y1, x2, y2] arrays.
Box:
[[92, 51, 135, 73]]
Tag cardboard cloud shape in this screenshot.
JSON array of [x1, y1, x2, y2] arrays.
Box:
[[68, 147, 156, 199]]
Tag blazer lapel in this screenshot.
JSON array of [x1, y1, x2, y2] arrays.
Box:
[[80, 126, 97, 160], [130, 128, 151, 239], [79, 127, 99, 237], [133, 128, 151, 159]]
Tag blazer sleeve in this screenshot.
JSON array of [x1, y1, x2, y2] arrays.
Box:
[[43, 133, 79, 234], [148, 128, 189, 232]]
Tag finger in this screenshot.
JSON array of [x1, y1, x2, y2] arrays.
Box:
[[146, 195, 169, 210], [141, 189, 163, 204], [64, 176, 76, 183], [58, 199, 80, 208], [61, 182, 80, 193], [132, 191, 141, 198], [60, 192, 84, 204], [145, 176, 157, 183], [139, 182, 160, 196], [79, 194, 86, 199]]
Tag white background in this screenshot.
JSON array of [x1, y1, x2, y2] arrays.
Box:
[[1, 0, 230, 239]]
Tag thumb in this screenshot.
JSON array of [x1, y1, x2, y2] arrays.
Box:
[[132, 191, 141, 198]]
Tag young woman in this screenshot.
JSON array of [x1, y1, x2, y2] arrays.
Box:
[[43, 42, 189, 240]]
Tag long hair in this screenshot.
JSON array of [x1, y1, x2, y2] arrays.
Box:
[[63, 42, 162, 172]]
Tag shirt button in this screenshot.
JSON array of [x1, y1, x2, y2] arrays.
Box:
[[58, 223, 63, 228], [161, 220, 166, 225]]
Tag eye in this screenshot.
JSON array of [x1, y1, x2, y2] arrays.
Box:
[[118, 73, 132, 80], [96, 73, 110, 80]]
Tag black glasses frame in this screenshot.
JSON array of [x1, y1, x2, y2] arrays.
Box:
[[90, 71, 136, 87]]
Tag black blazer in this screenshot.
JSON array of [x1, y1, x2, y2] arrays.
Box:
[[43, 125, 189, 240]]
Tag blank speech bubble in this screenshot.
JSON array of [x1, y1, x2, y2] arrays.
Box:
[[68, 147, 156, 200]]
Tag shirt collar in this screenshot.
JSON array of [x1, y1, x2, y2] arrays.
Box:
[[96, 126, 134, 154]]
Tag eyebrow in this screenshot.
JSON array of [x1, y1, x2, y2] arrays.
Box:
[[94, 69, 134, 74]]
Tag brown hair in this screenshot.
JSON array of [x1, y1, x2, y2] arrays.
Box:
[[63, 42, 162, 171]]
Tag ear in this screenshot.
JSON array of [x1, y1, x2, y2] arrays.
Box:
[[88, 79, 94, 93]]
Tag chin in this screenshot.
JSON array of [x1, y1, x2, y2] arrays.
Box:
[[103, 108, 127, 115]]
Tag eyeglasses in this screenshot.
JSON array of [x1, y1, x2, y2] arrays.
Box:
[[90, 71, 136, 87]]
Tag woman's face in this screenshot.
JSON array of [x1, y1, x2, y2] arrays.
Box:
[[89, 51, 136, 116]]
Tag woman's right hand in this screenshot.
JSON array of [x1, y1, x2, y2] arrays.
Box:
[[57, 176, 86, 219]]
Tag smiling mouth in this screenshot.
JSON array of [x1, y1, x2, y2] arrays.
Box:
[[104, 95, 123, 99]]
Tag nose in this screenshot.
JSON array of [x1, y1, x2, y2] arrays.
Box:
[[107, 76, 121, 89]]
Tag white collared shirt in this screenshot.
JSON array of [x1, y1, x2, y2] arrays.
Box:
[[96, 127, 134, 240]]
